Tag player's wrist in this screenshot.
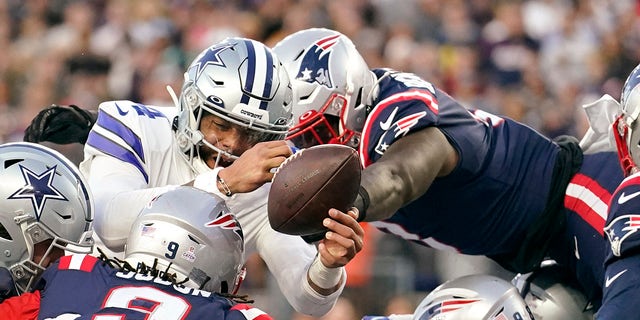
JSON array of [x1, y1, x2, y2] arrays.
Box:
[[307, 255, 342, 295], [216, 170, 233, 197]]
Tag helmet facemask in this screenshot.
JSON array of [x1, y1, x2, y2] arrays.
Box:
[[11, 218, 93, 293]]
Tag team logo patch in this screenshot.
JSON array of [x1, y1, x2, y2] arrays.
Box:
[[205, 211, 243, 240], [604, 214, 640, 256], [375, 111, 427, 155], [8, 165, 67, 221], [424, 298, 481, 318], [296, 34, 340, 88]]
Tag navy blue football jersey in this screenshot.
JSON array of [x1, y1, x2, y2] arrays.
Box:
[[35, 254, 271, 320], [365, 68, 558, 256], [561, 151, 623, 305], [361, 69, 626, 307], [597, 172, 640, 317]]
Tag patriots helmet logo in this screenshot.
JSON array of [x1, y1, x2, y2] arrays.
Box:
[[8, 165, 67, 221], [296, 34, 340, 88], [205, 211, 243, 240], [420, 298, 481, 319], [604, 214, 640, 256]]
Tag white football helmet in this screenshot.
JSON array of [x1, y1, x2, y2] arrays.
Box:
[[512, 262, 594, 319], [0, 142, 94, 293], [174, 37, 293, 168], [414, 274, 534, 320], [273, 28, 377, 148], [125, 186, 245, 294]]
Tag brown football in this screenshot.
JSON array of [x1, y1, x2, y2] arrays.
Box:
[[268, 144, 361, 236]]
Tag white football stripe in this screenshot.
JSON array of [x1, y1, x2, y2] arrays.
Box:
[[566, 182, 608, 220]]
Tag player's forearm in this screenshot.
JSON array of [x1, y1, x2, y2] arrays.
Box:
[[357, 127, 456, 221], [257, 228, 342, 316]]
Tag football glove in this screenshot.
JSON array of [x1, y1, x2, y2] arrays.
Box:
[[24, 104, 97, 144]]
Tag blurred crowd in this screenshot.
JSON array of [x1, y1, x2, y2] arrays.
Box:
[[1, 0, 638, 143], [1, 0, 638, 318]]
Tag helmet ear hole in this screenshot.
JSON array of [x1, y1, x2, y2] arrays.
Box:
[[0, 224, 11, 240], [353, 87, 364, 108]]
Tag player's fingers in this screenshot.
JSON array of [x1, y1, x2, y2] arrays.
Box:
[[323, 219, 364, 253], [317, 242, 348, 267], [324, 230, 359, 259], [266, 155, 289, 171], [347, 207, 359, 220], [327, 209, 365, 238], [257, 140, 293, 158]]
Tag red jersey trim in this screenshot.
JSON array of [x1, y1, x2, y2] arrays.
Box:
[[58, 254, 99, 272]]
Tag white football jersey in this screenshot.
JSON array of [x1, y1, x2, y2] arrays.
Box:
[[80, 100, 342, 316]]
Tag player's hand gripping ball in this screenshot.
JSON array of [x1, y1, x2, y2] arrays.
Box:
[[268, 144, 362, 236]]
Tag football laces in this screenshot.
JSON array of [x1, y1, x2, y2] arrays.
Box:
[[272, 148, 305, 181]]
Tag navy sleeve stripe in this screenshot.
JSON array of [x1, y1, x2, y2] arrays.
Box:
[[86, 131, 149, 183], [260, 44, 274, 110], [96, 110, 145, 163]]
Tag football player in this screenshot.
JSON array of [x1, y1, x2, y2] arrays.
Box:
[[0, 142, 94, 300], [273, 28, 624, 313], [0, 186, 273, 319], [26, 37, 364, 317], [598, 63, 640, 318]]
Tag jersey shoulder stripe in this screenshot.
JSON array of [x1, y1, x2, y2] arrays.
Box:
[[231, 304, 273, 320], [86, 129, 148, 183], [95, 106, 145, 161], [57, 254, 99, 272], [85, 101, 171, 183]]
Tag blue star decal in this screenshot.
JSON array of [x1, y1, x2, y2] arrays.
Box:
[[9, 165, 67, 221], [189, 43, 236, 80]]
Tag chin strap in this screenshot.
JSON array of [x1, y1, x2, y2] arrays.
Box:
[[613, 114, 637, 176]]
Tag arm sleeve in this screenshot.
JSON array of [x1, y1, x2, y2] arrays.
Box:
[[599, 255, 640, 318], [255, 223, 345, 317], [0, 291, 40, 320], [80, 155, 177, 252]]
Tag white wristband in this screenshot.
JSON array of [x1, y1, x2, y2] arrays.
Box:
[[193, 167, 231, 198], [307, 255, 342, 289]]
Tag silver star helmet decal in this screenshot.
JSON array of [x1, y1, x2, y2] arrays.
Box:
[[8, 165, 67, 220]]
